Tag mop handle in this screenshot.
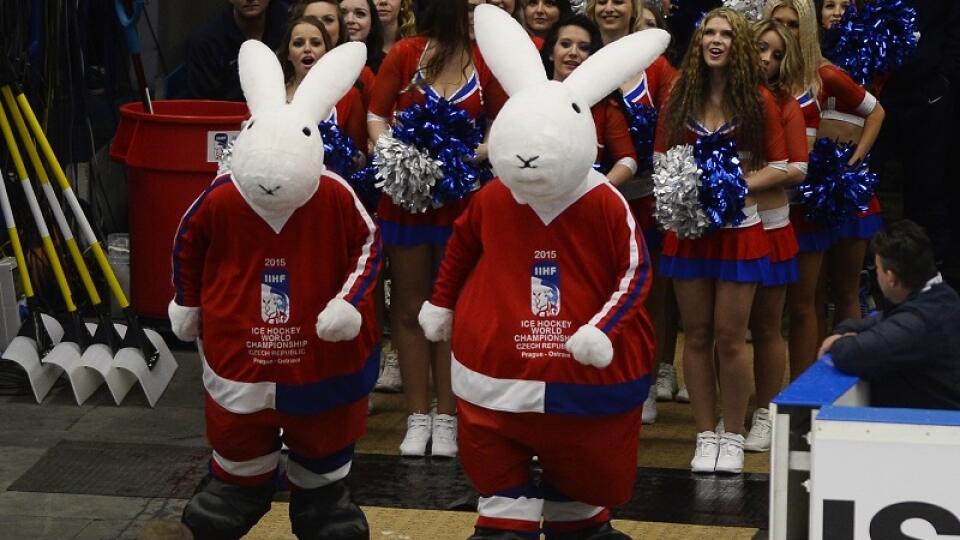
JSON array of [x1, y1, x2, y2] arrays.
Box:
[[0, 87, 102, 306], [0, 102, 77, 312], [0, 164, 33, 298], [13, 89, 131, 309], [114, 0, 152, 113]]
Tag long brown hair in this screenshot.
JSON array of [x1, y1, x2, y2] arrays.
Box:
[[662, 8, 765, 170], [754, 19, 805, 99], [416, 1, 472, 86]]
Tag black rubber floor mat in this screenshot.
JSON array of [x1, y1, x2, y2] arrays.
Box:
[[7, 440, 209, 499], [7, 442, 767, 528]]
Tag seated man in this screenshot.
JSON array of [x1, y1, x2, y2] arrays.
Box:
[[182, 0, 288, 100], [819, 220, 960, 409]]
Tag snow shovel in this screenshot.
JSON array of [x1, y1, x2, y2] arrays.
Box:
[[0, 161, 64, 402], [0, 90, 106, 404], [8, 80, 177, 406]]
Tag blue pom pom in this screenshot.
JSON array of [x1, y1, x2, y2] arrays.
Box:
[[693, 133, 747, 230], [797, 137, 878, 226], [621, 98, 658, 173], [822, 0, 918, 85], [347, 165, 382, 212], [391, 94, 491, 207], [318, 120, 360, 177]]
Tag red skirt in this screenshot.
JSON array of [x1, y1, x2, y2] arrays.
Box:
[[377, 194, 472, 246], [661, 218, 771, 283]]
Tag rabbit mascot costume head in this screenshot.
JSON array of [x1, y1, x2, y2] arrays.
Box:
[[170, 39, 382, 540], [418, 5, 668, 539]]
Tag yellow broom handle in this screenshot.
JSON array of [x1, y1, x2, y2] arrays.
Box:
[[1, 87, 102, 306], [13, 88, 130, 309], [0, 102, 76, 312], [0, 166, 34, 298]]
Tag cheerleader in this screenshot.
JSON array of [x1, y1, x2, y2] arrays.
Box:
[[378, 0, 418, 54], [341, 0, 386, 72], [655, 8, 788, 473], [280, 16, 368, 165], [589, 0, 684, 416], [814, 0, 886, 332], [487, 0, 524, 23], [542, 15, 638, 186], [524, 0, 574, 40], [764, 0, 825, 379], [367, 0, 501, 458], [293, 0, 349, 45], [745, 18, 807, 452]]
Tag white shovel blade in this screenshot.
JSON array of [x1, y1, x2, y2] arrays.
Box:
[[43, 333, 106, 406], [79, 324, 137, 405], [113, 328, 178, 408], [1, 335, 64, 403], [39, 313, 65, 345]]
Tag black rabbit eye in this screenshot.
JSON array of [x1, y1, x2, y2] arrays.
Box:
[[571, 102, 581, 113], [302, 127, 312, 136], [246, 119, 255, 129]]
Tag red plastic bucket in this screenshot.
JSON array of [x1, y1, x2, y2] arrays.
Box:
[[110, 100, 249, 318]]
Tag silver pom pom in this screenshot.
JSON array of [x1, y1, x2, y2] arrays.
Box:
[[569, 0, 586, 14], [217, 139, 236, 175], [373, 134, 444, 214], [653, 145, 711, 239], [722, 0, 765, 22]]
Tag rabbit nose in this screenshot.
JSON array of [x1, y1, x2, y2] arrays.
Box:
[[516, 155, 539, 169], [258, 183, 281, 196]]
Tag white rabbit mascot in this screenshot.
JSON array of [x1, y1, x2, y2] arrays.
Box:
[[169, 40, 380, 540], [418, 6, 668, 539]]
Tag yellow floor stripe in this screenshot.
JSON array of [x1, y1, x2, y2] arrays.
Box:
[[248, 504, 757, 539]]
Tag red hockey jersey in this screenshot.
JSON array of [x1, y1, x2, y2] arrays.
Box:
[[172, 172, 381, 415], [430, 178, 654, 416]]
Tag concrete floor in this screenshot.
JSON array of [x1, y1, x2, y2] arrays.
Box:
[[0, 349, 202, 539]]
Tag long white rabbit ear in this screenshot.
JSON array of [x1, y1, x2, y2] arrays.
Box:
[[474, 4, 547, 96], [564, 29, 671, 106], [292, 42, 367, 124], [238, 40, 287, 116]]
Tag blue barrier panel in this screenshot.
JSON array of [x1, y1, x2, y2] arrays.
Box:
[[772, 355, 859, 409], [816, 405, 960, 426]]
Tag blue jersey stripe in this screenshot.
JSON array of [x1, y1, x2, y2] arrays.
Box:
[[275, 346, 380, 415], [172, 175, 233, 304], [543, 374, 650, 416], [601, 239, 650, 333]]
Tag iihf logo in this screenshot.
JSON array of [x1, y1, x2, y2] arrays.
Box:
[[531, 261, 560, 317], [261, 268, 290, 324]]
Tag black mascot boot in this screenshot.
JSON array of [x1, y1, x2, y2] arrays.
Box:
[[181, 474, 275, 540], [288, 479, 370, 540], [467, 527, 539, 539], [545, 521, 632, 540]]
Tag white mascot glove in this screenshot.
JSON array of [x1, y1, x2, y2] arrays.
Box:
[[316, 298, 362, 342], [565, 324, 613, 368], [168, 301, 201, 342], [418, 301, 453, 342]]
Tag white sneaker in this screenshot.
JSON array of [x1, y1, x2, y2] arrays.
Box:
[[655, 364, 678, 401], [375, 349, 402, 392], [641, 394, 657, 424], [744, 408, 772, 452], [715, 432, 745, 474], [690, 431, 720, 473], [399, 413, 432, 456], [675, 386, 690, 403], [431, 414, 458, 457]]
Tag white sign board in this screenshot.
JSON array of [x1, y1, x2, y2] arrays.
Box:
[[810, 418, 960, 540]]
